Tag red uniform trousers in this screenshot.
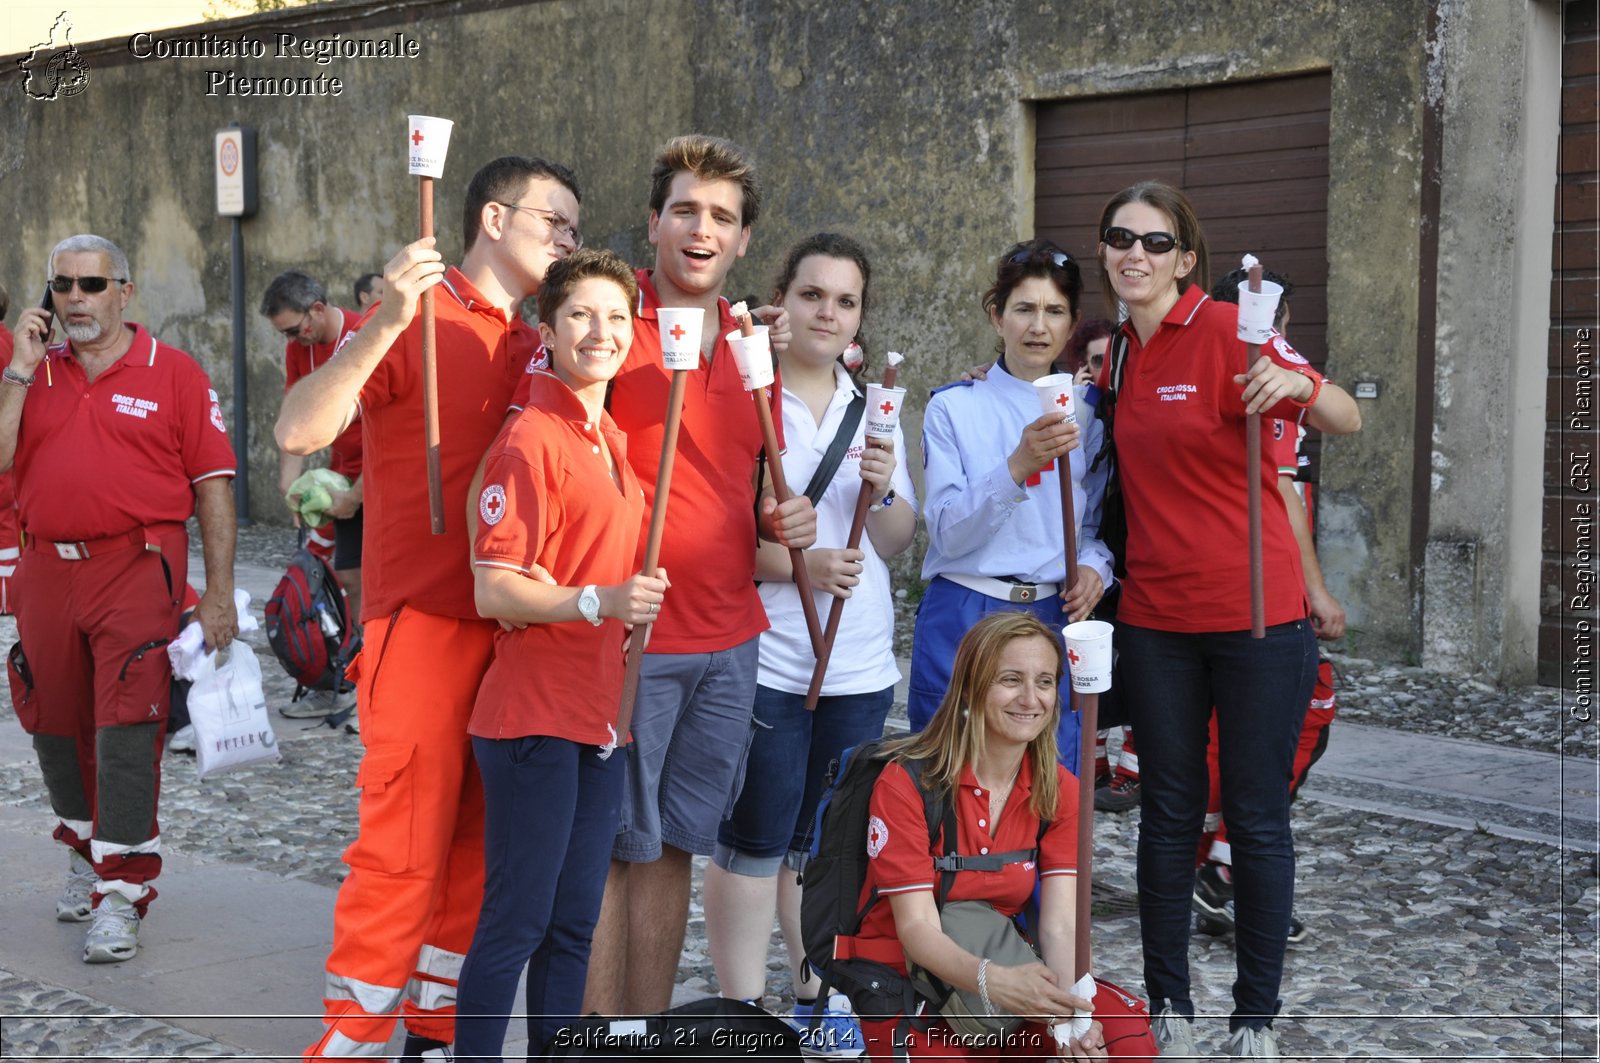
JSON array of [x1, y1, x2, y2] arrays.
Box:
[[11, 523, 187, 915], [0, 471, 21, 615], [1200, 658, 1336, 864], [307, 607, 495, 1059]]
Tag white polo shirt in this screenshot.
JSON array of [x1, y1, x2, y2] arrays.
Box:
[[758, 364, 917, 696]]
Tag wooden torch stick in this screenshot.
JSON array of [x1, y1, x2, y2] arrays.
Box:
[[617, 369, 689, 738], [1059, 415, 1080, 602], [419, 176, 444, 534], [1246, 262, 1265, 638], [1074, 688, 1101, 982], [804, 356, 901, 710], [739, 311, 825, 658]]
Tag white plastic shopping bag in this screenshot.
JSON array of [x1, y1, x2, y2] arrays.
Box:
[[187, 642, 281, 779]]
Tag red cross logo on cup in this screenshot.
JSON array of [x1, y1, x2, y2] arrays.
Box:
[[411, 129, 425, 146], [669, 324, 686, 342], [1067, 646, 1081, 666], [878, 399, 896, 416], [1056, 393, 1070, 408]]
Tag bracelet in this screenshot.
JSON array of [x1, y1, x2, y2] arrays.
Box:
[[2, 366, 34, 388], [869, 489, 896, 513], [1288, 369, 1323, 408], [977, 958, 996, 1016]]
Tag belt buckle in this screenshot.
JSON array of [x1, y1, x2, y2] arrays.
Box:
[[54, 541, 88, 561], [1009, 584, 1036, 603]]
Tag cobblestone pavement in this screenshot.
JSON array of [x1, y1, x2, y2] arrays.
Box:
[[0, 526, 1595, 1060]]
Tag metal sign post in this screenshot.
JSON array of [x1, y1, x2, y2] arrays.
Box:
[[215, 123, 257, 522]]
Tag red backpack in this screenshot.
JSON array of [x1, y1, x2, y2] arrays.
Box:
[[264, 547, 360, 699]]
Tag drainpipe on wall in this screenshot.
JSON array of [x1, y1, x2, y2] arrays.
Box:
[[1411, 0, 1450, 658]]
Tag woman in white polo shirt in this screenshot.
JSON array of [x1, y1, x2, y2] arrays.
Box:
[[703, 233, 917, 1052]]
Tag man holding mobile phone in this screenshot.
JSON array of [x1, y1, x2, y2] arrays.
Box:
[[0, 234, 238, 965]]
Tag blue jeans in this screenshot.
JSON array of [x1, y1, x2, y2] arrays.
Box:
[[907, 576, 1082, 774], [715, 683, 895, 872], [454, 735, 624, 1060], [1118, 620, 1316, 1030]]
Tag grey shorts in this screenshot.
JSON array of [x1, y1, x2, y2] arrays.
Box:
[[613, 637, 760, 862]]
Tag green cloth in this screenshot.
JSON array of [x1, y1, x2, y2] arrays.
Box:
[[286, 468, 352, 528]]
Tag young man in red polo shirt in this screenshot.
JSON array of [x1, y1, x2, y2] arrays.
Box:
[[276, 155, 580, 1062], [262, 269, 364, 719], [1, 234, 239, 965], [575, 134, 817, 1017]]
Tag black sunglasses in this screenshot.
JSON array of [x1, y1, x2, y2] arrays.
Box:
[[1009, 248, 1074, 269], [1101, 227, 1180, 255], [49, 275, 124, 294]]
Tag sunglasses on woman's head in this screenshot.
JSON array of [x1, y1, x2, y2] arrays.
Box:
[[1008, 248, 1074, 269], [1101, 227, 1180, 255]]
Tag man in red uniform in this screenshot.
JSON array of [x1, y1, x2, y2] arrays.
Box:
[[276, 155, 579, 1061], [0, 233, 238, 964], [263, 270, 364, 721], [576, 134, 816, 1016], [262, 270, 363, 594]]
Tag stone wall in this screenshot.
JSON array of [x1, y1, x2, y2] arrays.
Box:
[[0, 0, 1562, 680]]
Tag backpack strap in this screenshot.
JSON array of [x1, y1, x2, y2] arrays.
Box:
[[800, 394, 866, 507], [905, 757, 1040, 906]]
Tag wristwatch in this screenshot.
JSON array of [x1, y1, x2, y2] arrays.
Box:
[[870, 489, 896, 513], [577, 584, 603, 626]]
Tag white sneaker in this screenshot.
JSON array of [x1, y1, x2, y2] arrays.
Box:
[[1153, 1006, 1201, 1059], [280, 688, 334, 719], [166, 724, 196, 753], [83, 892, 141, 963], [56, 851, 96, 922], [1224, 1025, 1279, 1060]]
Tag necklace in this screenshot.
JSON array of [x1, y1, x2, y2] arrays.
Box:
[[978, 763, 1021, 824]]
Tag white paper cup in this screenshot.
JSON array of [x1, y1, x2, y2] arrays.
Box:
[[864, 384, 907, 439], [1235, 280, 1285, 344], [726, 325, 774, 389], [1063, 619, 1114, 693], [656, 308, 704, 371], [1033, 373, 1078, 424], [406, 115, 453, 179]]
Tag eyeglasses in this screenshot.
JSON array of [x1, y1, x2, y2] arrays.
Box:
[[1102, 227, 1181, 255], [277, 312, 313, 339], [495, 202, 583, 248], [49, 275, 125, 294], [1008, 248, 1074, 269]]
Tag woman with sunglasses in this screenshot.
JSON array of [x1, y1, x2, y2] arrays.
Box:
[[908, 240, 1113, 774], [1093, 181, 1359, 1061]]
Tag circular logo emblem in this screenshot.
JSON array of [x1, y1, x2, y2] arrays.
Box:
[[220, 137, 239, 177], [866, 815, 889, 859], [207, 390, 227, 433], [1272, 335, 1308, 366], [479, 483, 507, 526]]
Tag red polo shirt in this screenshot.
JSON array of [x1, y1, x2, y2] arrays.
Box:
[[1108, 287, 1320, 631], [357, 267, 539, 621], [529, 268, 779, 654], [855, 757, 1079, 972], [470, 371, 646, 745], [7, 325, 235, 541], [285, 306, 362, 478]]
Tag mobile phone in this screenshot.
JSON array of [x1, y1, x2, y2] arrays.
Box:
[[39, 284, 53, 327]]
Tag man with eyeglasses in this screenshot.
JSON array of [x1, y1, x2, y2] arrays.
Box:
[[0, 233, 239, 965], [276, 155, 579, 1062], [260, 270, 365, 677]]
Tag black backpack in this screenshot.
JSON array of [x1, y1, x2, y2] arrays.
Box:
[[798, 738, 1046, 1032], [263, 546, 360, 702]]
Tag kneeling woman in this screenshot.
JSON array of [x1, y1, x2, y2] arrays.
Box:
[[454, 250, 670, 1060], [856, 612, 1105, 1061]]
